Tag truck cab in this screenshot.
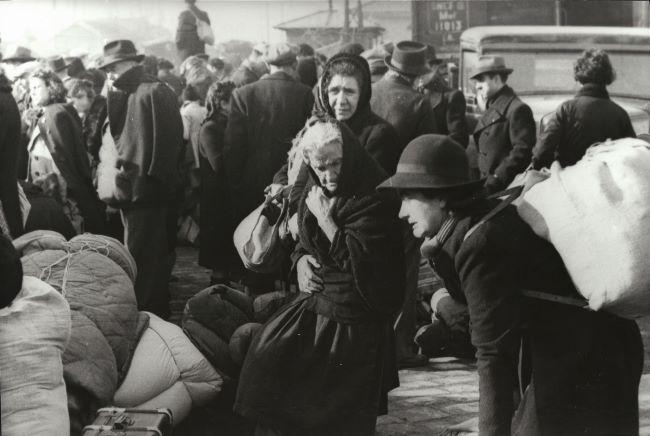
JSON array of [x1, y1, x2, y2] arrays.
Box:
[[459, 26, 650, 135]]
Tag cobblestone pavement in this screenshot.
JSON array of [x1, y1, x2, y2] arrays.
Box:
[[171, 246, 650, 435]]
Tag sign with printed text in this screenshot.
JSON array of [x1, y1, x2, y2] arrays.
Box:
[[426, 1, 468, 47]]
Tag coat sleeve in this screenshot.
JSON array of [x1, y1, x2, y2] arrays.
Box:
[[223, 89, 248, 188], [149, 84, 183, 182], [446, 90, 469, 148], [489, 102, 536, 192], [456, 227, 522, 436], [198, 121, 222, 172], [364, 124, 401, 175], [531, 104, 567, 170], [415, 97, 440, 138]]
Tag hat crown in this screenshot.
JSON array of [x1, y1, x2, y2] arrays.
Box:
[[385, 40, 430, 77], [102, 40, 138, 58], [265, 43, 297, 66], [46, 55, 66, 72], [470, 55, 513, 79], [399, 135, 470, 181]]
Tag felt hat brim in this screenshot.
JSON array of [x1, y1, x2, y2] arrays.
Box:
[[384, 55, 430, 77], [97, 54, 145, 70]]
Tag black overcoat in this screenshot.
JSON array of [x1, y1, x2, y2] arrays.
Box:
[[224, 71, 313, 222], [107, 66, 183, 207], [532, 83, 636, 169], [429, 204, 642, 436], [0, 74, 24, 237], [472, 85, 536, 192], [175, 5, 210, 62], [38, 103, 106, 234], [370, 74, 439, 150]]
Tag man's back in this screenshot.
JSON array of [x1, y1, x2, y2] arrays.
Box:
[[225, 71, 313, 218], [371, 74, 437, 149]]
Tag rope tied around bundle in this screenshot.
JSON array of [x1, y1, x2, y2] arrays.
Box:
[[39, 237, 114, 297]]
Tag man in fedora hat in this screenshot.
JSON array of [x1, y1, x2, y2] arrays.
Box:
[[99, 39, 183, 319], [370, 40, 443, 368], [224, 42, 313, 294], [470, 55, 535, 194], [378, 134, 643, 436], [370, 40, 439, 150], [416, 45, 469, 148]]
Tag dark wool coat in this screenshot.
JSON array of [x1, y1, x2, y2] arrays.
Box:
[[224, 71, 313, 221], [430, 204, 642, 436], [0, 74, 24, 238], [532, 83, 636, 169], [197, 112, 234, 271], [175, 4, 210, 62], [472, 85, 536, 193], [426, 84, 470, 148], [235, 121, 404, 434], [38, 103, 106, 234], [107, 65, 183, 207], [370, 73, 439, 150], [83, 94, 107, 161]]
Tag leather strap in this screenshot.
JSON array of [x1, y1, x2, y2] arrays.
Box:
[[464, 185, 523, 241], [521, 290, 590, 309]]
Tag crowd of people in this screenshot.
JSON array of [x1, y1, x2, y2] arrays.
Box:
[[0, 0, 647, 434]]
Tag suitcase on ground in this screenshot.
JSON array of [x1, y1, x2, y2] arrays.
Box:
[[82, 407, 173, 435]]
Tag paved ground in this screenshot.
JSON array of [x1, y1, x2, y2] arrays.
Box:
[[171, 246, 650, 435]]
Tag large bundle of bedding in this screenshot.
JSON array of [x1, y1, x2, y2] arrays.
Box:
[[0, 276, 71, 436], [518, 137, 650, 318]]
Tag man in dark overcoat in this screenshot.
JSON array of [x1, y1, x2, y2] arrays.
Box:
[[175, 0, 211, 63], [417, 47, 469, 147], [224, 43, 313, 292], [370, 41, 439, 150], [0, 70, 24, 238], [99, 40, 183, 318], [471, 56, 536, 193]]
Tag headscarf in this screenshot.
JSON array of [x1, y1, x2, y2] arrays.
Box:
[[316, 52, 372, 123], [203, 80, 236, 123]]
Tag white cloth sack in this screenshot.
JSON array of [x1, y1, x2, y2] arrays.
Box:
[[518, 137, 650, 318], [113, 312, 223, 424], [0, 276, 71, 436]]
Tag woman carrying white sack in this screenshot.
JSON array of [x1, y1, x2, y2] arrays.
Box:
[[379, 134, 643, 436]]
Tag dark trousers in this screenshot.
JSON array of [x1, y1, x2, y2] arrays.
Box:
[[394, 228, 421, 359], [121, 205, 175, 318]]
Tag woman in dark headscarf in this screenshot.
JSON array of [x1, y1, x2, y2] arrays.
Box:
[[197, 81, 237, 284], [317, 52, 401, 174], [235, 115, 405, 435]]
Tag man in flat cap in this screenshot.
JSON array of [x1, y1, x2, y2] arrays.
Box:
[[99, 39, 183, 318], [470, 55, 535, 193], [224, 42, 313, 294]]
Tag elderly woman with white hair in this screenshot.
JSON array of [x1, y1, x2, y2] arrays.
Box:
[[235, 114, 405, 436]]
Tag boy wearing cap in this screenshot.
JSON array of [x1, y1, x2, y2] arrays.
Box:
[[471, 55, 535, 194], [379, 134, 642, 436], [99, 39, 183, 319]]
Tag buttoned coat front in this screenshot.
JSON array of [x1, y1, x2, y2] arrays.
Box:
[[472, 85, 536, 192]]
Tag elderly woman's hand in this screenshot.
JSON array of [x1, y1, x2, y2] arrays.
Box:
[[306, 186, 339, 241], [297, 255, 323, 294]]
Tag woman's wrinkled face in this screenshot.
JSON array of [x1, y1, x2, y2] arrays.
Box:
[[398, 192, 447, 239], [306, 141, 343, 194], [327, 74, 360, 121], [29, 78, 50, 107]]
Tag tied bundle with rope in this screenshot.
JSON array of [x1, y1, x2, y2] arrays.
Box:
[[18, 231, 147, 415]]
